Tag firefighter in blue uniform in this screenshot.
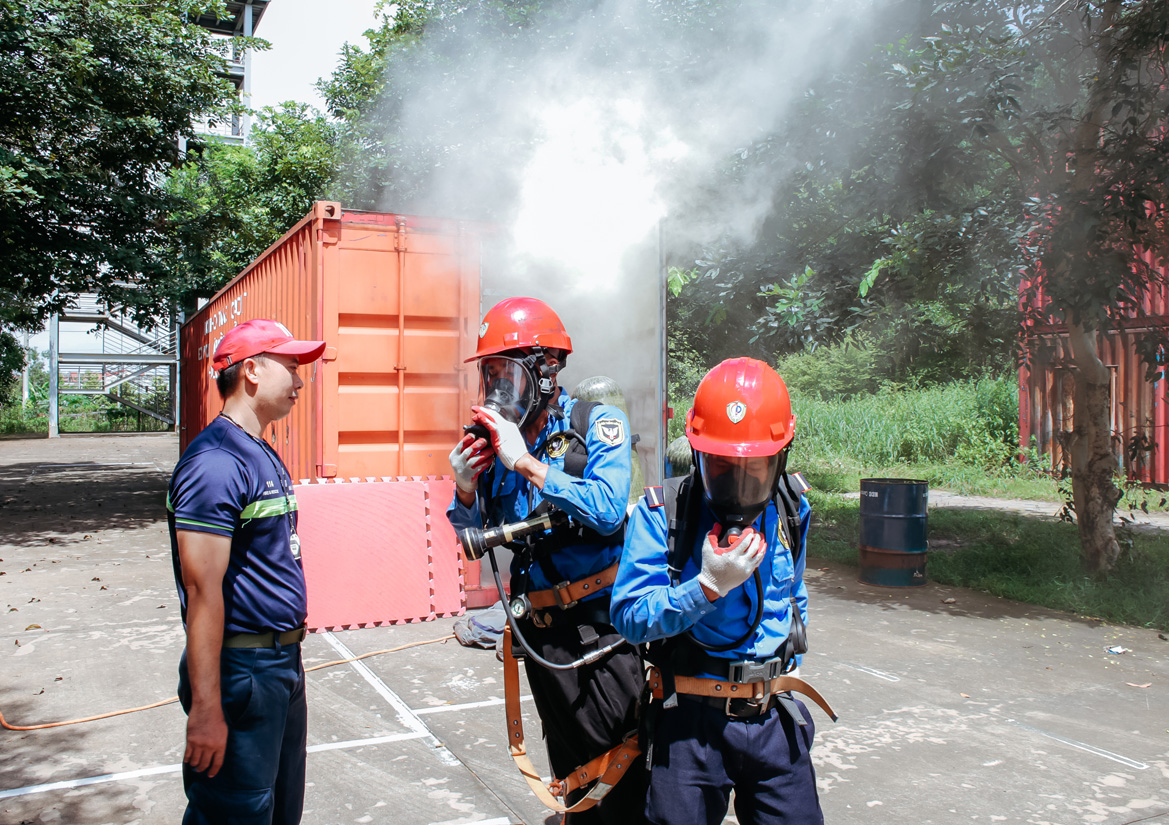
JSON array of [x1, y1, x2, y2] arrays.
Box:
[[612, 357, 834, 825], [447, 297, 646, 824]]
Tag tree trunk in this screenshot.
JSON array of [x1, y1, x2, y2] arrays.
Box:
[[1065, 322, 1122, 573]]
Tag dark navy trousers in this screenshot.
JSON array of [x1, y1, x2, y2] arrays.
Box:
[[645, 695, 822, 825], [178, 643, 307, 825]]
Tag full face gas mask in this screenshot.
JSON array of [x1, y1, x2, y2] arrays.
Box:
[[697, 450, 784, 546], [468, 349, 563, 438]]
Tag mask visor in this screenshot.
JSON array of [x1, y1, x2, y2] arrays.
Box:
[[698, 452, 781, 530], [476, 357, 536, 425]]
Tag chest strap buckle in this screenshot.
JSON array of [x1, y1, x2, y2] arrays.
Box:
[[728, 657, 783, 684]]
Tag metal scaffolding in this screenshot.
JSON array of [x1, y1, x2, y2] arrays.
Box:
[[47, 296, 180, 437]]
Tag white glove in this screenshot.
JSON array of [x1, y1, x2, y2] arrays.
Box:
[[472, 406, 529, 471], [449, 434, 494, 493], [697, 526, 766, 599]]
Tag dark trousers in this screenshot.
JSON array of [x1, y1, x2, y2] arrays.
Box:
[[645, 696, 821, 825], [178, 643, 308, 825], [520, 613, 649, 825]]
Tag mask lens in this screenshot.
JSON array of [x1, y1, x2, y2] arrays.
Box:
[[699, 453, 780, 528], [477, 357, 535, 425]]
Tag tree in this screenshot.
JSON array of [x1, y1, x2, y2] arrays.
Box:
[[882, 1, 1169, 572], [670, 0, 1026, 380], [0, 330, 23, 406], [0, 0, 246, 329], [161, 103, 340, 306]]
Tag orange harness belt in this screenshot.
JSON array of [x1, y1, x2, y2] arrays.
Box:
[[647, 667, 838, 722], [502, 624, 641, 813], [525, 563, 620, 610]]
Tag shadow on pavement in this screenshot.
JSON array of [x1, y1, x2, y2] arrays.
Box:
[[0, 461, 168, 548], [0, 690, 149, 823]]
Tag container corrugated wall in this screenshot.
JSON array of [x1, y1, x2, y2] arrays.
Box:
[[1019, 327, 1169, 486], [180, 202, 481, 481]]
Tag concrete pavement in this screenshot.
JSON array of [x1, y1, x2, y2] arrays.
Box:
[[1, 434, 1166, 824]]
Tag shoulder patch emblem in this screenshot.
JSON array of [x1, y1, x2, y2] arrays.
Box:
[[726, 401, 747, 423], [595, 417, 626, 447], [644, 486, 665, 507], [545, 434, 570, 459], [789, 471, 811, 493]]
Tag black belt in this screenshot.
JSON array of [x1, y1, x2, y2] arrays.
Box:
[[223, 626, 307, 648]]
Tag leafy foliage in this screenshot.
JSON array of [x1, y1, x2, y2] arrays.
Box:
[[0, 0, 245, 327], [0, 330, 23, 406], [161, 104, 339, 306]]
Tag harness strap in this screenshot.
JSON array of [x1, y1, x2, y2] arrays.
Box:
[[526, 563, 619, 610], [502, 625, 641, 813], [646, 666, 838, 722]]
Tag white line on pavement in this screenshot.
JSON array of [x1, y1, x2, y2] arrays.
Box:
[[414, 695, 533, 715], [1005, 718, 1148, 770], [837, 662, 901, 682], [0, 731, 436, 800], [0, 765, 180, 801], [321, 630, 460, 767]]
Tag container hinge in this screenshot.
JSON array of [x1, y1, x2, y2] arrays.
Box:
[[319, 227, 340, 245], [322, 347, 338, 362], [395, 221, 408, 251], [316, 464, 338, 478]]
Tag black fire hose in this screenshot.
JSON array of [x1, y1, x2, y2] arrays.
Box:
[[484, 546, 627, 672]]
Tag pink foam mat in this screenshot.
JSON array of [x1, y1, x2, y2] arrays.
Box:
[[295, 478, 467, 631]]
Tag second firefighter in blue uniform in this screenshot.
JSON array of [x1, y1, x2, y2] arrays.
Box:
[[447, 297, 647, 824]]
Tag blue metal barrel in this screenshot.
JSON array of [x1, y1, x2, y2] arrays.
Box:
[[858, 478, 928, 587]]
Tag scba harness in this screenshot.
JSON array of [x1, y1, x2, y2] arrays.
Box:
[[641, 470, 837, 725], [490, 399, 643, 814]]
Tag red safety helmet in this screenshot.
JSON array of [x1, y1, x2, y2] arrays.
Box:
[[468, 297, 573, 362], [686, 358, 796, 533], [686, 358, 795, 457]]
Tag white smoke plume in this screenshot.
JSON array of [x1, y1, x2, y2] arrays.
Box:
[[352, 0, 892, 479], [366, 0, 889, 291]]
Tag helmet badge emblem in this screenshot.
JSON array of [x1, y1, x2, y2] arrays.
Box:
[[479, 322, 489, 339], [726, 401, 747, 424]]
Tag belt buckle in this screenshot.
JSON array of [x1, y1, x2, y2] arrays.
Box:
[[552, 581, 579, 610], [728, 658, 782, 684], [724, 694, 768, 718]]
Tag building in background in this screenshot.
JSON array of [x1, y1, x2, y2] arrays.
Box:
[[190, 1, 271, 144]]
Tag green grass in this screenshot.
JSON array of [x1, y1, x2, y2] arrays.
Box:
[[0, 398, 170, 434], [808, 490, 1169, 631]]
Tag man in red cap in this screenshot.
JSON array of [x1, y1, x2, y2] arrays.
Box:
[[167, 319, 326, 825]]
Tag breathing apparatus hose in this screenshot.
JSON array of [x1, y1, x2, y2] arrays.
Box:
[[684, 569, 764, 652], [485, 546, 627, 671]]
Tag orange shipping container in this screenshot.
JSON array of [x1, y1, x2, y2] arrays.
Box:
[[179, 202, 483, 481]]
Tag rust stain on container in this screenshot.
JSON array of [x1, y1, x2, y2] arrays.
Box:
[[180, 202, 482, 481]]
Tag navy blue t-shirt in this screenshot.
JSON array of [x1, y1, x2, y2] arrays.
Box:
[[167, 416, 307, 634]]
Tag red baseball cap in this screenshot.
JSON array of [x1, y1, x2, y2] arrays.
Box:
[[212, 319, 326, 371]]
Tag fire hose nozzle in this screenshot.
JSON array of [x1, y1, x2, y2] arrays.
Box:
[[457, 509, 570, 561]]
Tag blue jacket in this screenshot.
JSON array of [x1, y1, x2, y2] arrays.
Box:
[[447, 390, 632, 598], [611, 489, 810, 674]]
